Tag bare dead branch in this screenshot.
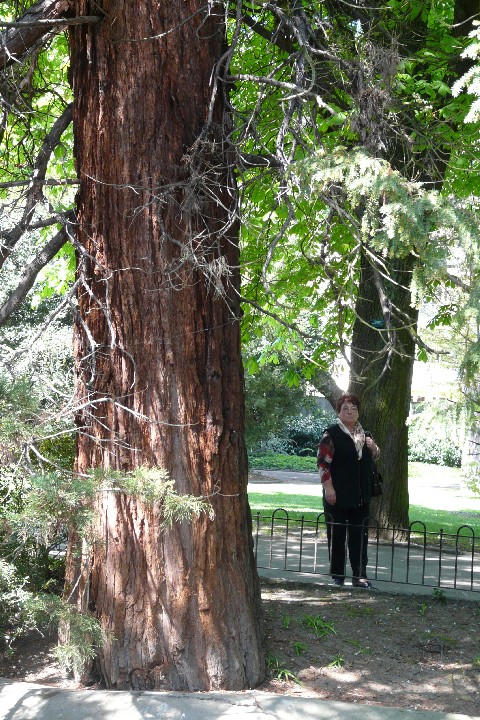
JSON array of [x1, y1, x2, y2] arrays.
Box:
[[0, 178, 79, 190], [228, 73, 336, 113], [0, 16, 102, 29]]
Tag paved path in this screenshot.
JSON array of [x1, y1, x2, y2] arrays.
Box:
[[1, 680, 479, 720]]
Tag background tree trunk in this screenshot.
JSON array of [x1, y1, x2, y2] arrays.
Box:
[[349, 252, 417, 529], [64, 0, 264, 690]]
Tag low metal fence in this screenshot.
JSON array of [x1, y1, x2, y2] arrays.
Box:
[[252, 509, 480, 593]]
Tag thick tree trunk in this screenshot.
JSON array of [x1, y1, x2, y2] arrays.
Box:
[[64, 0, 264, 690], [349, 252, 417, 530]]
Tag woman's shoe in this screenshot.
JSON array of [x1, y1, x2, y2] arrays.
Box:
[[352, 579, 375, 589], [332, 578, 345, 586]]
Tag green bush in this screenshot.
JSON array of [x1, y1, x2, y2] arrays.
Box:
[[283, 410, 336, 456], [0, 559, 54, 651], [407, 400, 463, 468], [249, 407, 335, 457], [408, 432, 461, 467], [249, 452, 317, 472]]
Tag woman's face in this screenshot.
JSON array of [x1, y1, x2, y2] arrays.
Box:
[[338, 400, 359, 429]]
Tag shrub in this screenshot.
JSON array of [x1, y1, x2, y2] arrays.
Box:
[[283, 410, 336, 456], [408, 433, 461, 467], [407, 400, 463, 468], [248, 452, 317, 472], [0, 559, 56, 651], [248, 406, 336, 457]]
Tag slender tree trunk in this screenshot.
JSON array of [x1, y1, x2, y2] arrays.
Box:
[[349, 252, 417, 529], [64, 0, 264, 690]]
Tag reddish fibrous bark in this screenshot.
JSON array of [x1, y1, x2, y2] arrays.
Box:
[[65, 0, 264, 690]]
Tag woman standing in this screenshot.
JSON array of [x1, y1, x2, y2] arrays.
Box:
[[317, 392, 380, 589]]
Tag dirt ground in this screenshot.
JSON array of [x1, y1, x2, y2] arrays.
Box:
[[1, 578, 479, 715], [257, 578, 480, 715]]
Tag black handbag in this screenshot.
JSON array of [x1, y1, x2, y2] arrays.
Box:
[[371, 463, 383, 497]]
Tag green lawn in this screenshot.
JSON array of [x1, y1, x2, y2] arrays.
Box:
[[248, 459, 480, 536]]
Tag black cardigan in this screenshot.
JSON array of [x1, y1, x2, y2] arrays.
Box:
[[324, 424, 374, 509]]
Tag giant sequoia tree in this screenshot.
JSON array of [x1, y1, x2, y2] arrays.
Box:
[[66, 0, 265, 690], [2, 0, 264, 690]]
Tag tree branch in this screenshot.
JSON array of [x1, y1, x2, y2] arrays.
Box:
[[0, 0, 100, 67], [240, 13, 294, 54], [0, 211, 75, 328], [0, 102, 73, 269], [0, 16, 102, 29], [308, 367, 345, 410]]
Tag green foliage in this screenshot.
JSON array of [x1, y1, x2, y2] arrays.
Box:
[[244, 362, 317, 448], [0, 558, 32, 650], [408, 436, 461, 467], [92, 467, 215, 527], [408, 401, 462, 467], [236, 0, 480, 395], [327, 653, 345, 668], [52, 601, 104, 677], [418, 602, 428, 618], [345, 638, 370, 654], [302, 615, 336, 638], [464, 466, 480, 498], [282, 409, 336, 457], [452, 21, 480, 123], [291, 640, 307, 656], [432, 587, 447, 604], [291, 147, 479, 308], [249, 452, 317, 472], [282, 614, 292, 629], [245, 358, 336, 454], [38, 432, 76, 471], [7, 467, 215, 555], [0, 558, 103, 677], [265, 652, 301, 683]]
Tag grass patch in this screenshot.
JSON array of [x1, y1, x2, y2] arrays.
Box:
[[408, 505, 480, 537], [408, 461, 463, 483], [248, 458, 480, 536], [249, 491, 322, 521], [249, 491, 480, 535], [249, 453, 317, 472]]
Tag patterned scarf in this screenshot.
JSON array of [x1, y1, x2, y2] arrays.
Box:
[[337, 419, 365, 459]]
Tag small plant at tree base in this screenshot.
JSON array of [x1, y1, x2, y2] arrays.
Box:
[[282, 614, 292, 629], [0, 564, 102, 678], [418, 602, 429, 618], [302, 614, 336, 637], [327, 654, 345, 668], [432, 588, 447, 604], [291, 640, 308, 656], [265, 652, 301, 683], [345, 638, 370, 655], [472, 655, 480, 668], [54, 602, 104, 678]]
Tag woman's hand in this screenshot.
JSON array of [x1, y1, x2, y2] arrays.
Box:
[[365, 435, 379, 457], [323, 479, 336, 505]]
